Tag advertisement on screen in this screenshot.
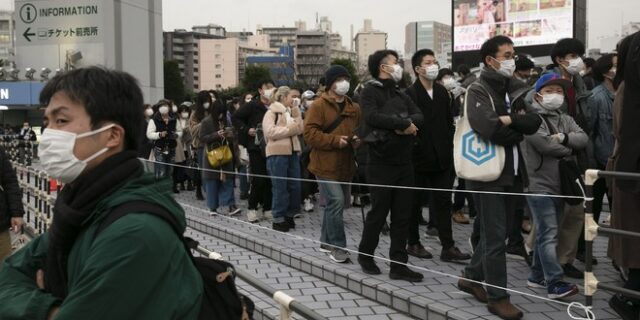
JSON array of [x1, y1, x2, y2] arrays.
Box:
[[453, 0, 574, 52]]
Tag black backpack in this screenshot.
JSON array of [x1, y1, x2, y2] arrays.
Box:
[[94, 201, 254, 320]]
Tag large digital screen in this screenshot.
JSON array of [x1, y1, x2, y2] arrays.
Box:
[[453, 0, 574, 52]]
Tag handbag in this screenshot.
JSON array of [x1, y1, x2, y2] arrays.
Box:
[[206, 139, 233, 169], [453, 83, 506, 182], [539, 115, 585, 205]]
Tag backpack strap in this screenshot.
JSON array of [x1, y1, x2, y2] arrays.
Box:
[[323, 114, 346, 134]]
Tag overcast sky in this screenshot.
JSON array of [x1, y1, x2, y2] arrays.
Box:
[[1, 0, 639, 54]]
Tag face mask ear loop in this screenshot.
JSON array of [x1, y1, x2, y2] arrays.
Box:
[[76, 123, 116, 139]]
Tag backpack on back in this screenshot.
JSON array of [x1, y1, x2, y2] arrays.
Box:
[[94, 201, 254, 320]]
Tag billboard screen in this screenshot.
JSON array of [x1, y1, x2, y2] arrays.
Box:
[[453, 0, 574, 52]]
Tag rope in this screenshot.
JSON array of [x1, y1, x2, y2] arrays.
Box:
[[180, 202, 596, 320]]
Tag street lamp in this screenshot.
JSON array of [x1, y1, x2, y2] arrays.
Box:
[[40, 68, 51, 81], [25, 67, 36, 80], [8, 68, 19, 81]]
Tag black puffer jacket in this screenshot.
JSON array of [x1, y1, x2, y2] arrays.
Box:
[[359, 79, 424, 166], [0, 147, 24, 230], [232, 99, 269, 152]]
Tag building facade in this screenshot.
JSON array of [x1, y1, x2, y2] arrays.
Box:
[[404, 21, 452, 64], [257, 26, 299, 49], [354, 20, 387, 73], [295, 31, 330, 86], [163, 30, 224, 91], [246, 46, 295, 87], [192, 24, 226, 37], [0, 10, 14, 66]]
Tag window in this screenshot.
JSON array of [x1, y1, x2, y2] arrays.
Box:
[[215, 74, 222, 78], [215, 44, 221, 50], [216, 84, 222, 89], [215, 54, 221, 59], [215, 64, 221, 69]]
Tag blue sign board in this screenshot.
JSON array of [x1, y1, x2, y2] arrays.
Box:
[[0, 81, 46, 106]]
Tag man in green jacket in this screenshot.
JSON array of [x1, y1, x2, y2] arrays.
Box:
[[0, 67, 203, 320]]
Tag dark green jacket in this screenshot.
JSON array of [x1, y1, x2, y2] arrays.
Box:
[[0, 174, 203, 320]]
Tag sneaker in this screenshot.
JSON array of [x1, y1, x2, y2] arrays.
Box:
[[209, 208, 217, 216], [215, 207, 230, 215], [319, 244, 332, 253], [562, 263, 583, 279], [330, 248, 350, 263], [452, 211, 470, 224], [526, 278, 547, 289], [547, 281, 579, 299], [228, 205, 241, 216], [303, 198, 314, 212], [285, 217, 295, 229], [294, 212, 303, 218], [247, 209, 262, 223], [272, 221, 290, 232], [609, 293, 640, 320], [357, 256, 381, 275], [263, 210, 273, 220], [441, 246, 471, 262], [389, 265, 423, 282], [425, 226, 439, 238], [487, 298, 523, 320]]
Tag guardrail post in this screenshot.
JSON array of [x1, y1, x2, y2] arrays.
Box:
[[584, 169, 599, 307], [273, 291, 293, 320]]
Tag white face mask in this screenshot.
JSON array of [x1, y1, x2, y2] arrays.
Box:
[[159, 106, 169, 114], [172, 105, 178, 113], [181, 112, 189, 119], [38, 124, 114, 184], [292, 97, 301, 107], [335, 80, 350, 96], [262, 88, 275, 100], [386, 64, 404, 82], [424, 65, 439, 80], [144, 109, 153, 117], [538, 93, 564, 111], [443, 78, 457, 91], [565, 57, 584, 75], [203, 102, 210, 110], [245, 98, 252, 103], [493, 57, 516, 78]]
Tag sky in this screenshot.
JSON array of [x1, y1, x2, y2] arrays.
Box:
[[1, 0, 639, 54]]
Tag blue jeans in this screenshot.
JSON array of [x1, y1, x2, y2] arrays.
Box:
[[204, 178, 235, 211], [266, 154, 301, 223], [318, 177, 349, 248], [526, 195, 565, 286], [154, 147, 174, 180]]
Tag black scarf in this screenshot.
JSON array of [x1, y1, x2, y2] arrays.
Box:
[[44, 151, 143, 299]]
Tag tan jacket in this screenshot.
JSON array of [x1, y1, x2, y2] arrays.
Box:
[[263, 102, 303, 157], [303, 93, 361, 182]]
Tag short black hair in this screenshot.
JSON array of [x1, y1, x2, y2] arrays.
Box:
[[550, 38, 585, 65], [457, 64, 471, 76], [592, 53, 616, 82], [411, 49, 436, 76], [515, 55, 535, 71], [40, 67, 143, 151], [436, 68, 454, 82], [368, 49, 399, 79], [480, 36, 514, 63], [583, 57, 596, 69], [258, 79, 275, 90]]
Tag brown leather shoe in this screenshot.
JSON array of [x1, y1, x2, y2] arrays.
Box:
[[407, 243, 433, 259], [457, 278, 488, 303], [441, 246, 471, 262], [452, 211, 470, 224], [487, 298, 523, 320]]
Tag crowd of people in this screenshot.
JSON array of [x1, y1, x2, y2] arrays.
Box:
[[133, 32, 640, 320], [0, 31, 638, 320]]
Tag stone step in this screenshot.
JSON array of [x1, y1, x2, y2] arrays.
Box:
[[186, 227, 414, 320]]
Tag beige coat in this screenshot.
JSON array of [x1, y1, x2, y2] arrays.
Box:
[[262, 102, 303, 157]]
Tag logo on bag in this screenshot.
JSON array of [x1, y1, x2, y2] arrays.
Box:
[[462, 131, 496, 165]]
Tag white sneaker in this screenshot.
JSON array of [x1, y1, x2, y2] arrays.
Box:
[[263, 210, 273, 220], [303, 198, 314, 212], [247, 209, 261, 223]]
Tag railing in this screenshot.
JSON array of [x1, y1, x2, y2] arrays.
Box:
[[194, 246, 327, 320], [583, 169, 640, 306], [10, 162, 327, 320], [1, 135, 37, 166]]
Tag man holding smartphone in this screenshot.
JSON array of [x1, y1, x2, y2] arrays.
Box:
[[0, 145, 25, 266]]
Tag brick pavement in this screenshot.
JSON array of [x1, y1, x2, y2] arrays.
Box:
[[176, 187, 621, 320]]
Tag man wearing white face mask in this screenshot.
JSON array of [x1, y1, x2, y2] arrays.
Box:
[[146, 100, 183, 186], [405, 49, 471, 262], [459, 36, 541, 320], [357, 50, 425, 282], [0, 67, 202, 319], [304, 65, 361, 263], [520, 73, 587, 300]]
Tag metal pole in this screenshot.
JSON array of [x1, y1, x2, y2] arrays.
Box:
[[598, 227, 640, 239], [598, 283, 640, 301], [584, 169, 598, 307]]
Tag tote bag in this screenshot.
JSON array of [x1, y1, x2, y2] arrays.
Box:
[[453, 83, 506, 182], [206, 139, 233, 169]]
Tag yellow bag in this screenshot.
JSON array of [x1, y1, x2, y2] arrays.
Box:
[[206, 140, 233, 169]]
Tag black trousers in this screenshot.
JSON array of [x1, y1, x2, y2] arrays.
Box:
[[248, 150, 272, 210], [506, 195, 526, 248], [409, 169, 454, 249], [358, 164, 414, 269], [452, 178, 477, 216]]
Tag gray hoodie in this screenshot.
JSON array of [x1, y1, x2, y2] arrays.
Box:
[[521, 100, 589, 195]]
